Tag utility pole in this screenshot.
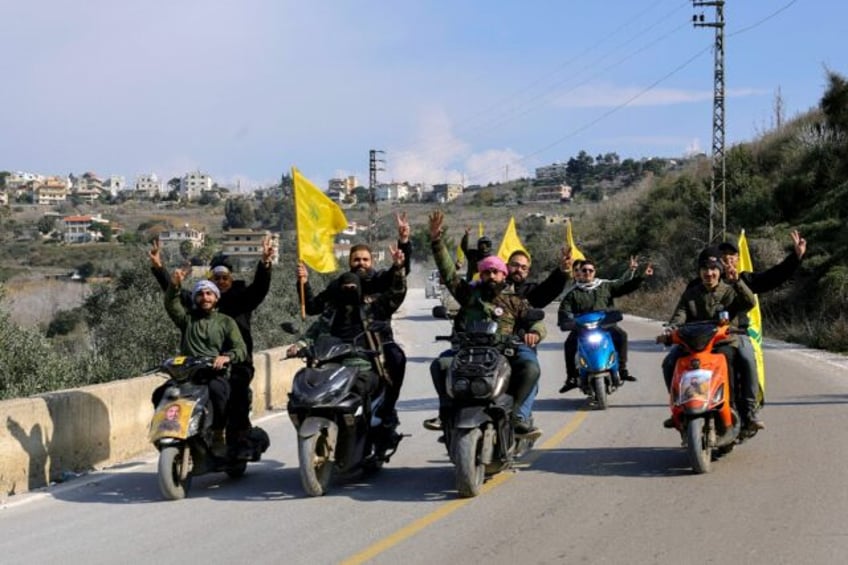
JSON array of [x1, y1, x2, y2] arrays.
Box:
[[693, 0, 726, 242], [368, 149, 385, 244]]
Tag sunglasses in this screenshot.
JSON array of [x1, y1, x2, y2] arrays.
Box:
[[508, 262, 530, 271]]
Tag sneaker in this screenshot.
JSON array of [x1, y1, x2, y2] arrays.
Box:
[[620, 370, 637, 382], [380, 410, 400, 429], [663, 417, 675, 429], [747, 413, 766, 431], [423, 416, 443, 431], [559, 377, 579, 393]]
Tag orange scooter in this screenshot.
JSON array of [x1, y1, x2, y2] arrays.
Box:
[[660, 317, 747, 473]]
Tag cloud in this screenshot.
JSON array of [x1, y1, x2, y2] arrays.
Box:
[[554, 84, 768, 109], [385, 107, 528, 186]]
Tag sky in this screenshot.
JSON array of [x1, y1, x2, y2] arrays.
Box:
[[1, 0, 844, 191]]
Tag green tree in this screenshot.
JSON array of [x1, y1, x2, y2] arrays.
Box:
[[37, 215, 56, 235], [223, 199, 255, 229]]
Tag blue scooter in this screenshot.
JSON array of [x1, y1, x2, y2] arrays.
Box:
[[562, 310, 623, 409]]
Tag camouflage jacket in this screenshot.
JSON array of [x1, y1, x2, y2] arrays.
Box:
[[432, 237, 546, 340]]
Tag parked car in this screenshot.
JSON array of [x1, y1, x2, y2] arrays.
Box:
[[425, 269, 441, 299]]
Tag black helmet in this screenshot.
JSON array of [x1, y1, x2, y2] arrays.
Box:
[[477, 236, 492, 251], [697, 246, 722, 270]]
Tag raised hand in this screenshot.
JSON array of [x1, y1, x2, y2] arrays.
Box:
[[389, 243, 405, 267], [791, 230, 807, 259], [429, 210, 445, 241], [395, 211, 410, 243], [170, 267, 187, 287], [629, 255, 639, 271], [262, 236, 274, 264], [560, 246, 573, 273], [148, 237, 163, 269]]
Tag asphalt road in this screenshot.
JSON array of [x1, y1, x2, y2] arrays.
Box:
[[2, 289, 847, 565]]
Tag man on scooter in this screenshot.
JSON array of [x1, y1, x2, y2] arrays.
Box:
[[157, 271, 248, 457], [296, 211, 411, 429], [424, 210, 546, 436], [289, 245, 408, 428], [716, 230, 807, 429], [149, 236, 273, 460], [558, 256, 653, 393], [661, 247, 758, 428], [504, 248, 573, 434]]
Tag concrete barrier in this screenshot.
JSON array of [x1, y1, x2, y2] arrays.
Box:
[[0, 346, 299, 501]]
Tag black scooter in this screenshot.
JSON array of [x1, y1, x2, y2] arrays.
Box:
[[432, 306, 544, 497], [285, 327, 403, 496], [149, 356, 269, 500]]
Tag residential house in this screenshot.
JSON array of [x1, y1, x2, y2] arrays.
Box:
[[35, 176, 70, 205], [432, 183, 463, 203], [73, 172, 104, 203], [219, 228, 279, 272], [62, 213, 109, 243], [180, 171, 213, 201], [133, 173, 162, 200], [158, 225, 206, 250]]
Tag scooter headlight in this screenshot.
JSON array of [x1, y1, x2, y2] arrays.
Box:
[[470, 378, 490, 397], [452, 377, 470, 395]]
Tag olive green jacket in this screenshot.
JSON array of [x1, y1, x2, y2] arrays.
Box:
[[165, 283, 247, 364]]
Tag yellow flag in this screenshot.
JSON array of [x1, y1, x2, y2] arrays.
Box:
[[456, 244, 465, 265], [292, 167, 348, 273], [478, 222, 484, 238], [566, 218, 586, 261], [497, 217, 529, 262], [738, 229, 766, 401]]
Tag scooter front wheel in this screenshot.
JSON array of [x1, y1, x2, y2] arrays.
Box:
[[454, 427, 485, 498], [593, 377, 608, 410], [158, 446, 192, 500], [298, 433, 334, 496], [686, 418, 712, 474]]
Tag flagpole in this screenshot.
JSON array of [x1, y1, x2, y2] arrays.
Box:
[[291, 166, 307, 320]]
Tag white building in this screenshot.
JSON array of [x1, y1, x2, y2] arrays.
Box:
[[62, 213, 109, 243], [134, 173, 162, 199], [103, 175, 126, 198], [180, 171, 213, 201], [5, 171, 43, 190], [158, 225, 206, 250]]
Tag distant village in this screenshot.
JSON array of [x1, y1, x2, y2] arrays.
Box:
[[0, 163, 577, 254]]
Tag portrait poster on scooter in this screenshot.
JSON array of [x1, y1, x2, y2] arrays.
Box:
[[149, 399, 194, 440]]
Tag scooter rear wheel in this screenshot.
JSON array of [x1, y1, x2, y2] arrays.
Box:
[[298, 433, 334, 496], [158, 446, 192, 500]]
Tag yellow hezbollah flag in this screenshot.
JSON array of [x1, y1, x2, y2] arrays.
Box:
[[566, 218, 586, 261], [292, 167, 348, 273], [738, 229, 766, 401], [497, 217, 529, 262], [456, 244, 465, 265]]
